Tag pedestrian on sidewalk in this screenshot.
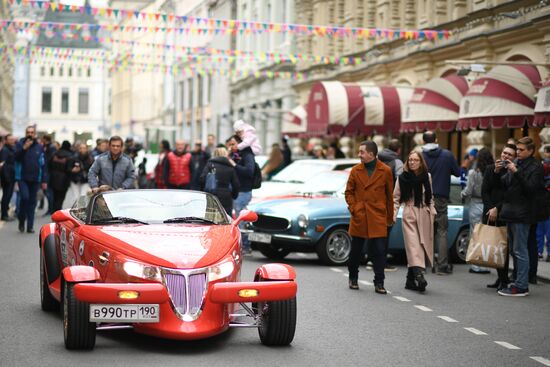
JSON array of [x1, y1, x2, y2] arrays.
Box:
[[0, 134, 16, 221], [421, 131, 461, 275], [163, 140, 192, 190], [482, 144, 517, 291], [462, 148, 494, 275], [393, 150, 435, 292], [15, 125, 48, 233], [498, 137, 544, 297], [345, 140, 394, 294]]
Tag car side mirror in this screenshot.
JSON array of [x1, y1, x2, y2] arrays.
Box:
[[51, 210, 80, 226], [233, 210, 258, 226]]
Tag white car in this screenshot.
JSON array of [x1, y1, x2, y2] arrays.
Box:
[[252, 159, 359, 202]]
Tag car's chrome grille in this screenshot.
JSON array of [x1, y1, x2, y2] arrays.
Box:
[[163, 270, 207, 320], [253, 214, 290, 232]]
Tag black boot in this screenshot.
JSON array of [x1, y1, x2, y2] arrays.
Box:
[[487, 279, 500, 289], [405, 268, 418, 290], [413, 267, 427, 292]]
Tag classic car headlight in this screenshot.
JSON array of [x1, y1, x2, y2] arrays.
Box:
[[297, 214, 309, 229], [123, 261, 162, 282], [208, 257, 235, 282]]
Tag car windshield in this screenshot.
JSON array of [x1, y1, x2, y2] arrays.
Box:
[[270, 160, 335, 184], [298, 171, 349, 195], [89, 190, 230, 225]]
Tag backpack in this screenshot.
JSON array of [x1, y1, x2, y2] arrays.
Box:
[[252, 162, 262, 189], [204, 163, 218, 193]]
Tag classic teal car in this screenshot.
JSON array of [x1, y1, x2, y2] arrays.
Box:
[[247, 171, 469, 266]]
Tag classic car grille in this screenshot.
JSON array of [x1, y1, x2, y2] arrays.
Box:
[[253, 214, 290, 232], [164, 272, 207, 317]]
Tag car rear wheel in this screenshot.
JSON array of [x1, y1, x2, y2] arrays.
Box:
[[451, 227, 470, 263], [257, 297, 297, 346], [40, 252, 59, 311], [256, 244, 291, 260], [316, 227, 351, 265], [63, 281, 96, 350]]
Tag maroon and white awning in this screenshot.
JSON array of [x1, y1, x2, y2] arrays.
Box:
[[306, 81, 413, 136], [457, 64, 542, 130], [534, 78, 550, 127], [401, 75, 469, 132], [282, 105, 307, 137]]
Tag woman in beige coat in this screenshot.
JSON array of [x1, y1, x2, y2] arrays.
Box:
[[393, 151, 435, 292]]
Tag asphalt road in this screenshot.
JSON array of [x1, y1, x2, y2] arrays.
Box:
[[1, 214, 549, 367]]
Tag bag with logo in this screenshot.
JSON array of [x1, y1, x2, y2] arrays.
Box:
[[465, 222, 508, 269], [204, 164, 217, 193], [252, 162, 262, 189]]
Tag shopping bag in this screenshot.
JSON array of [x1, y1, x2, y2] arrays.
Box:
[[465, 222, 507, 269]]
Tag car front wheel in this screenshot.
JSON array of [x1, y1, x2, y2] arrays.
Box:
[[63, 281, 96, 350], [257, 297, 297, 346], [451, 227, 470, 263], [316, 227, 351, 265]]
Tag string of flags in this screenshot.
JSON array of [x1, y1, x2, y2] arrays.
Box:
[[6, 0, 452, 41]]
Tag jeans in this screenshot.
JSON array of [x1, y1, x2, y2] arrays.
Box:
[[348, 236, 386, 285], [507, 222, 530, 290], [1, 179, 15, 218], [234, 191, 252, 250], [536, 218, 550, 255], [18, 180, 40, 230], [434, 197, 449, 268]]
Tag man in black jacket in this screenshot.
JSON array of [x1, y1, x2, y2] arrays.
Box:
[[498, 137, 544, 297], [226, 135, 255, 255], [0, 134, 16, 221]]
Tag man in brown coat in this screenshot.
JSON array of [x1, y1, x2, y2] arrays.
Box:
[[345, 140, 394, 294]]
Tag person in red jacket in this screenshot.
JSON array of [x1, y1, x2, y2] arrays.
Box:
[[163, 140, 192, 189]]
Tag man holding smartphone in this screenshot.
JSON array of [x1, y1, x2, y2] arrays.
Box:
[[14, 125, 48, 233]]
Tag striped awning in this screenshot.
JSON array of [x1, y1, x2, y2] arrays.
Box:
[[282, 105, 307, 137], [401, 75, 469, 132], [533, 78, 550, 127], [306, 81, 413, 136], [457, 64, 542, 130]]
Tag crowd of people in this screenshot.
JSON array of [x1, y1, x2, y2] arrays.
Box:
[[345, 131, 550, 297]]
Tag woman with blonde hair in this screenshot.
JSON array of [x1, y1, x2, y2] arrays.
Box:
[[393, 151, 435, 292]]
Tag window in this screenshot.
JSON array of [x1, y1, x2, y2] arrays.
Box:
[[50, 67, 54, 77], [68, 67, 72, 77], [77, 68, 82, 77], [87, 67, 91, 77], [41, 87, 52, 113], [78, 88, 89, 114], [179, 81, 184, 111], [198, 75, 203, 107], [61, 88, 69, 114], [40, 66, 45, 77], [59, 67, 63, 77]]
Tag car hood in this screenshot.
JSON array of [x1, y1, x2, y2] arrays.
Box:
[[249, 197, 348, 218], [81, 224, 237, 269]]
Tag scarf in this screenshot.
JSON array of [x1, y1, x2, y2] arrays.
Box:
[[398, 170, 432, 208]]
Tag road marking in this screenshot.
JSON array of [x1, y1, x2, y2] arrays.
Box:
[[494, 341, 521, 350], [393, 296, 411, 302], [464, 327, 487, 335], [530, 357, 550, 366], [296, 252, 307, 258], [330, 268, 343, 273], [414, 305, 432, 312], [437, 316, 458, 323], [359, 280, 373, 286]]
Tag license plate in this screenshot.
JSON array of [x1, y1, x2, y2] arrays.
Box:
[[248, 232, 272, 244], [90, 304, 159, 323]]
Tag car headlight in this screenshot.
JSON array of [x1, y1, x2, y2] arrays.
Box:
[[208, 257, 235, 282], [297, 214, 309, 229], [123, 261, 162, 282]]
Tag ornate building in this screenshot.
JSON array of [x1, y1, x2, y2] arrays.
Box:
[[0, 0, 13, 135]]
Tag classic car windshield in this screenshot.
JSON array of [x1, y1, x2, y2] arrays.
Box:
[[90, 190, 230, 225], [299, 171, 349, 195], [271, 161, 335, 184]]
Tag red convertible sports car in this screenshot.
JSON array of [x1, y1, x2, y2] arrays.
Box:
[[39, 190, 297, 350]]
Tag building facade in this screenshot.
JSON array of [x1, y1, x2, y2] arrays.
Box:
[[0, 0, 14, 135]]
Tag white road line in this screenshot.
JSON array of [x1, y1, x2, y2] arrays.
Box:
[[437, 316, 458, 323], [330, 268, 343, 273], [494, 341, 521, 350], [464, 327, 487, 335], [359, 280, 373, 286], [296, 252, 307, 258], [414, 305, 432, 312], [393, 296, 411, 302], [530, 357, 550, 366]]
